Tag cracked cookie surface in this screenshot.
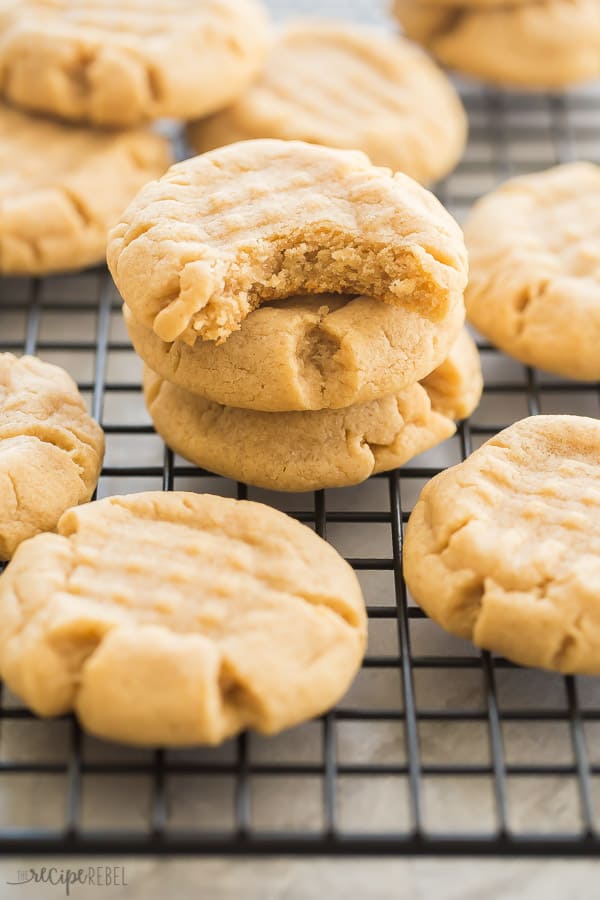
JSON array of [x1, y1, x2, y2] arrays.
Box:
[[0, 491, 366, 745], [0, 353, 104, 560], [403, 415, 600, 674], [107, 139, 468, 344], [393, 0, 600, 89], [188, 21, 467, 185], [143, 329, 481, 492], [465, 162, 600, 380], [125, 292, 465, 412], [0, 103, 171, 274], [0, 0, 269, 127]]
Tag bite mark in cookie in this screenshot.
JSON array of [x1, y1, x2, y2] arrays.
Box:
[[108, 140, 468, 344]]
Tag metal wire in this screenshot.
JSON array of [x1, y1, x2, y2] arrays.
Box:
[[0, 8, 599, 855]]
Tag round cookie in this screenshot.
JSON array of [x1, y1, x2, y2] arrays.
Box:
[[403, 416, 600, 674], [0, 0, 270, 127], [188, 22, 467, 185], [0, 353, 105, 560], [0, 491, 366, 745], [393, 0, 600, 89], [0, 103, 171, 275], [143, 330, 482, 492], [107, 139, 468, 344], [124, 293, 465, 412], [464, 162, 600, 381]]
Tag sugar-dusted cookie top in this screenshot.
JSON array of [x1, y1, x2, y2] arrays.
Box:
[[125, 292, 465, 411], [108, 139, 468, 344], [144, 329, 482, 492], [188, 21, 467, 185], [0, 0, 270, 126], [0, 491, 366, 745], [0, 103, 171, 274], [465, 162, 600, 380], [0, 353, 104, 559], [393, 0, 600, 89], [403, 415, 600, 673]]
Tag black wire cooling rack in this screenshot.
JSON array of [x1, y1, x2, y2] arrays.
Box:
[[0, 7, 600, 858]]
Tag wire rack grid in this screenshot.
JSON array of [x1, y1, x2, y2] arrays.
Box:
[[0, 0, 600, 858]]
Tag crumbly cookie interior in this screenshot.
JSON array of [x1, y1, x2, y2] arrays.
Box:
[[109, 142, 466, 344], [150, 236, 452, 343]]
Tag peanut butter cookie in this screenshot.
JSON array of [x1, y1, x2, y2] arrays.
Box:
[[124, 293, 465, 412], [108, 139, 468, 344], [0, 103, 170, 274], [188, 21, 467, 185], [403, 415, 600, 673], [0, 353, 104, 560], [393, 0, 600, 89], [0, 491, 366, 745], [143, 330, 482, 492], [465, 162, 600, 380], [0, 0, 270, 127]]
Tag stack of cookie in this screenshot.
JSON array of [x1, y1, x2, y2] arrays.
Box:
[[392, 0, 600, 89], [0, 0, 270, 275], [108, 139, 483, 493]]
